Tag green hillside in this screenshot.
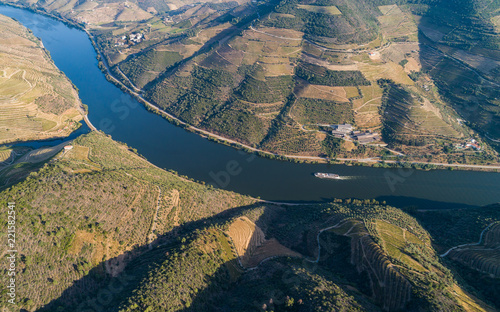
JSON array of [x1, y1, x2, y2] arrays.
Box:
[[3, 0, 499, 164], [0, 132, 498, 311]]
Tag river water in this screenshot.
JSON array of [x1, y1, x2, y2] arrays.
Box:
[[1, 5, 499, 208]]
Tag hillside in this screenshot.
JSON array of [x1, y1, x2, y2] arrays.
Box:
[[0, 14, 83, 144], [0, 133, 498, 311], [2, 0, 499, 166], [0, 132, 255, 310], [413, 204, 500, 308]]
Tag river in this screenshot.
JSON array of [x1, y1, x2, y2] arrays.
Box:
[[1, 5, 499, 208]]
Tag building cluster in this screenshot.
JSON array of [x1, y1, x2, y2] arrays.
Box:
[[456, 139, 481, 151], [331, 124, 381, 144], [115, 33, 144, 46]]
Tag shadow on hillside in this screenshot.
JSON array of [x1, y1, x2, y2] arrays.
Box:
[[36, 202, 290, 312], [36, 198, 369, 311], [416, 0, 500, 144]]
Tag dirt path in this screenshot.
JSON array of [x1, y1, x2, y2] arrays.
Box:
[[116, 65, 141, 92], [147, 185, 162, 250], [355, 97, 382, 111], [306, 221, 352, 263]]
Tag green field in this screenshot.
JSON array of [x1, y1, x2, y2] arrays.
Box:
[[297, 4, 342, 15]]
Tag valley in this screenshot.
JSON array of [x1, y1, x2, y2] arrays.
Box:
[[0, 1, 498, 311], [0, 131, 499, 311], [1, 0, 499, 168]]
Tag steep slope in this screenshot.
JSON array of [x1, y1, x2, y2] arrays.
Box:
[[0, 132, 497, 311], [3, 0, 499, 164], [414, 204, 500, 309], [413, 0, 500, 151], [0, 132, 255, 310], [0, 14, 83, 144]]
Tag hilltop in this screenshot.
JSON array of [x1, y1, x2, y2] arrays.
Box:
[[0, 132, 498, 311], [0, 14, 83, 145]]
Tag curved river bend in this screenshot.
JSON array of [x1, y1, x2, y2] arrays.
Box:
[[1, 5, 499, 208]]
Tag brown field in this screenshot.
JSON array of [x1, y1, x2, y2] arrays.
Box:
[[255, 27, 304, 39], [382, 42, 419, 64], [229, 27, 302, 77], [70, 2, 151, 26], [404, 57, 421, 73], [227, 217, 301, 268], [409, 105, 460, 137], [353, 84, 384, 128], [261, 63, 294, 76], [64, 145, 90, 161], [377, 5, 418, 42], [301, 53, 358, 71], [378, 4, 401, 15], [493, 15, 500, 32], [297, 4, 342, 16], [298, 84, 350, 102], [358, 61, 414, 85]]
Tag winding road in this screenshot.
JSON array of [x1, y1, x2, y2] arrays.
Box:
[[84, 30, 500, 171], [440, 222, 496, 257]]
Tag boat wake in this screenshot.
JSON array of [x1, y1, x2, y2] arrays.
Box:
[[314, 172, 363, 180], [337, 176, 364, 180]]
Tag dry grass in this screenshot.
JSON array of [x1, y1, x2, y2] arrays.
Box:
[[376, 220, 427, 272], [65, 145, 90, 161], [228, 27, 302, 77], [71, 2, 151, 26], [451, 284, 497, 312], [492, 15, 500, 32], [377, 5, 418, 42], [301, 53, 358, 71], [353, 84, 384, 128], [358, 61, 414, 85], [227, 216, 301, 268], [297, 4, 342, 16], [298, 84, 349, 102]]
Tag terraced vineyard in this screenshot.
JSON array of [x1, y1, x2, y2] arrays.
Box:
[[0, 131, 497, 311], [0, 14, 83, 144], [4, 0, 498, 164]]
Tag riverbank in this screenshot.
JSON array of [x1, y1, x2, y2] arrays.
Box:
[[91, 39, 500, 172], [84, 24, 500, 173], [1, 5, 498, 206], [2, 1, 498, 173]]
